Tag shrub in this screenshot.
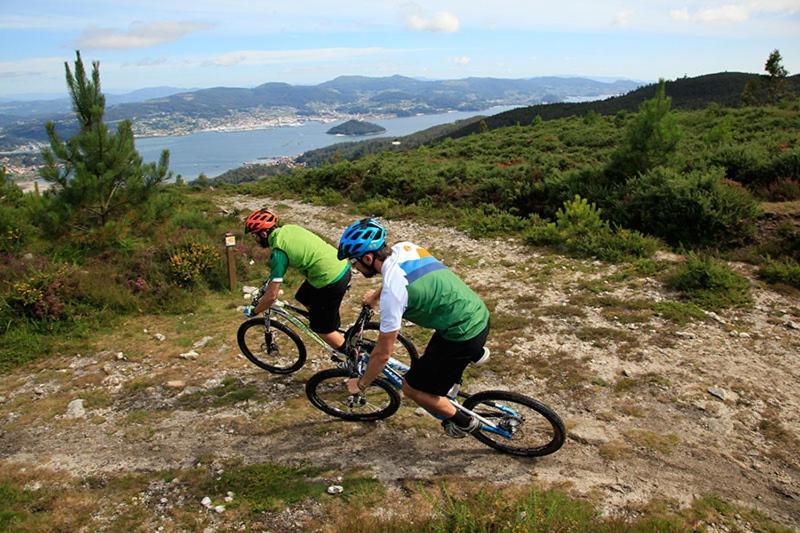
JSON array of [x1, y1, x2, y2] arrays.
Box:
[[757, 177, 800, 201], [622, 167, 760, 247], [0, 206, 25, 253], [758, 257, 800, 289], [524, 196, 658, 262], [666, 253, 751, 310], [170, 210, 217, 232], [710, 144, 765, 184], [168, 242, 221, 287], [465, 205, 531, 238], [6, 266, 70, 320]]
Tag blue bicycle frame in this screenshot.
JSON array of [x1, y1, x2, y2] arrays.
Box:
[[358, 353, 516, 439]]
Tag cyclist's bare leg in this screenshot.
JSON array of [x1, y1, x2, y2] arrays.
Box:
[[402, 381, 456, 418], [319, 331, 345, 351]]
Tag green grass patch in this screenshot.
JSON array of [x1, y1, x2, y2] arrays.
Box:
[[665, 253, 752, 310], [574, 326, 637, 347], [652, 300, 707, 325], [177, 376, 259, 408], [758, 257, 800, 290], [201, 463, 380, 514], [0, 483, 30, 531]]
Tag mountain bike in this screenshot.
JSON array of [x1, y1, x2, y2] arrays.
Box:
[[237, 291, 419, 375], [305, 306, 566, 457]]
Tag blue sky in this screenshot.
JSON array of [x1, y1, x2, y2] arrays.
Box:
[[1, 0, 799, 97]]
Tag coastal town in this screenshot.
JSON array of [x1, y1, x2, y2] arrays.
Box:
[[1, 108, 389, 181]]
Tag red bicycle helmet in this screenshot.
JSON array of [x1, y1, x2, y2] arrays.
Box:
[[244, 208, 278, 235]]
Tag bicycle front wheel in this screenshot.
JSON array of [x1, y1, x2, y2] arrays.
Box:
[[463, 390, 565, 457], [237, 318, 307, 374], [305, 368, 401, 421]]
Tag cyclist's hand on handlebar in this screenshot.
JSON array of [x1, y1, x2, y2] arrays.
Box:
[[243, 305, 256, 317], [346, 377, 363, 395], [362, 289, 380, 308]]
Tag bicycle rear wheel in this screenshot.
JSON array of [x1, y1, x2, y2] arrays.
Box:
[[345, 322, 419, 370], [463, 390, 565, 457], [237, 318, 307, 374], [305, 368, 401, 421]]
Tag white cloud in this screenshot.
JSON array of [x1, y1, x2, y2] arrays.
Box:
[[670, 8, 691, 21], [75, 21, 210, 49], [668, 4, 750, 23], [205, 47, 391, 67], [452, 56, 471, 65], [613, 9, 634, 26], [750, 0, 800, 14], [123, 57, 169, 67], [403, 4, 460, 33], [695, 4, 750, 22]]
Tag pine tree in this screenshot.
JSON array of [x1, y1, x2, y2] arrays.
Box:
[[606, 80, 681, 181], [764, 49, 789, 103], [765, 49, 788, 78], [40, 51, 171, 229]]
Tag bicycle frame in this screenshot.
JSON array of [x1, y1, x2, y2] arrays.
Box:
[[265, 299, 374, 362], [356, 353, 517, 440], [265, 300, 343, 359]]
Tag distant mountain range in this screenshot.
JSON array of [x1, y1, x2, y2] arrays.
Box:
[[0, 75, 641, 151], [0, 87, 194, 118]]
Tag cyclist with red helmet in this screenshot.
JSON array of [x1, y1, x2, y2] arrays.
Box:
[[337, 218, 491, 438], [244, 208, 351, 352]]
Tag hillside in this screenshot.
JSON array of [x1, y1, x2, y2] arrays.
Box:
[[294, 72, 800, 167], [1, 194, 798, 530]]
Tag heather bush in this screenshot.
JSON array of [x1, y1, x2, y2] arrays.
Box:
[[622, 167, 760, 247], [757, 177, 800, 201], [6, 265, 71, 320]]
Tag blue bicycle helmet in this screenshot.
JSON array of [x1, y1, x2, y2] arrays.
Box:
[[338, 218, 386, 260]]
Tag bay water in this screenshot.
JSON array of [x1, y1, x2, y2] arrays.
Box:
[[135, 106, 516, 180]]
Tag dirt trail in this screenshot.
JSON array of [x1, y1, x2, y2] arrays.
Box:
[[2, 194, 799, 528]]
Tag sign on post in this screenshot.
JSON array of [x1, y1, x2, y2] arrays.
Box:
[[224, 232, 237, 291]]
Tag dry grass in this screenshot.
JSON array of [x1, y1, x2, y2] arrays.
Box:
[[624, 429, 681, 455], [598, 440, 632, 460]]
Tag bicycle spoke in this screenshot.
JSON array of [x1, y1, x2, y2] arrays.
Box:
[[306, 368, 401, 421], [463, 391, 565, 457], [239, 319, 306, 374]]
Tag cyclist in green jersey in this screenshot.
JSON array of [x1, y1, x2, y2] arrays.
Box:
[[337, 218, 491, 438], [244, 208, 351, 352]]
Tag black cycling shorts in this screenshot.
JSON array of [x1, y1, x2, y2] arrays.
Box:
[[404, 322, 490, 396], [294, 269, 351, 334]]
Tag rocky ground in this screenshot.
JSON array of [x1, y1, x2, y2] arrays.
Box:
[[1, 194, 799, 530]]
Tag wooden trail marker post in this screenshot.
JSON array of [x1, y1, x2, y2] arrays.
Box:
[[224, 232, 237, 291]]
